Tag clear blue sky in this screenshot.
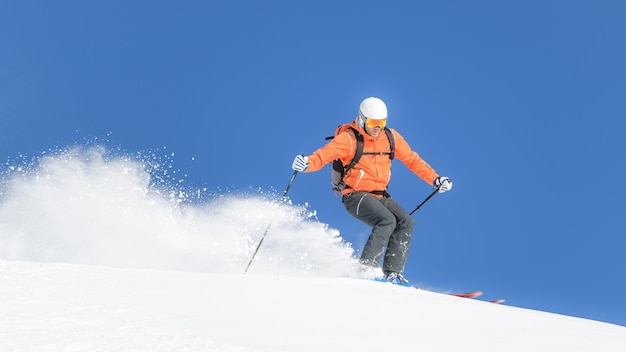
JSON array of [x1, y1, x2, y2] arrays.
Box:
[[2, 1, 625, 326]]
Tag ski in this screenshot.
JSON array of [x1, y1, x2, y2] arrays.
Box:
[[373, 278, 484, 300], [450, 290, 483, 299], [490, 299, 506, 304]]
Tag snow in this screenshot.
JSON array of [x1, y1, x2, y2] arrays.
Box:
[[2, 261, 626, 351], [1, 147, 626, 351]]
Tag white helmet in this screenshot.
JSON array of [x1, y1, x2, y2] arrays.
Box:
[[356, 97, 388, 128]]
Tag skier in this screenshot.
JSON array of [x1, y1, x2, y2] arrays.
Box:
[[291, 97, 452, 283]]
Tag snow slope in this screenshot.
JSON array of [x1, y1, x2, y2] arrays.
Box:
[[1, 147, 626, 351], [1, 260, 626, 352]]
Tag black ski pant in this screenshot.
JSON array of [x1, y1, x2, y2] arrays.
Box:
[[342, 191, 415, 274]]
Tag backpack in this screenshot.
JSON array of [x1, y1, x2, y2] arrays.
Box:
[[325, 124, 395, 192]]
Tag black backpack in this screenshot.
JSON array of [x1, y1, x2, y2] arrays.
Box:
[[325, 124, 395, 192]]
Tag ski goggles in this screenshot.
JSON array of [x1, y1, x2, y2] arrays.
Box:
[[366, 118, 387, 129]]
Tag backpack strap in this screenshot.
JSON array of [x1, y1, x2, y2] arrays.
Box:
[[384, 127, 395, 160], [344, 126, 364, 174]]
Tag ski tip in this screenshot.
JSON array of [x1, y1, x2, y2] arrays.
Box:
[[451, 290, 483, 299], [490, 299, 506, 304]]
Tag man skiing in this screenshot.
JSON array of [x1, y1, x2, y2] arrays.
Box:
[[291, 97, 452, 283]]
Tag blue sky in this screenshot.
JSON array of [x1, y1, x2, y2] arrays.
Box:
[[2, 1, 625, 326]]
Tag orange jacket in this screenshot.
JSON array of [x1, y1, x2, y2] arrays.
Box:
[[306, 121, 439, 196]]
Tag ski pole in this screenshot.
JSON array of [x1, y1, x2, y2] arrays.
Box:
[[280, 170, 298, 200], [409, 186, 441, 216], [244, 170, 299, 274]]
